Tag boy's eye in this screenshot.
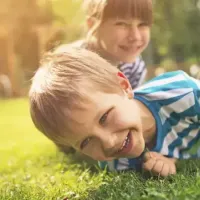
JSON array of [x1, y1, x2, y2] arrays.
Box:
[[80, 137, 91, 150], [99, 111, 109, 125]]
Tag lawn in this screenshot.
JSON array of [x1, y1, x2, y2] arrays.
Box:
[[1, 99, 200, 200]]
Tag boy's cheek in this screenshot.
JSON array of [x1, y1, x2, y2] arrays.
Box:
[[87, 152, 108, 161], [92, 154, 105, 161], [96, 156, 113, 161], [92, 152, 115, 161]]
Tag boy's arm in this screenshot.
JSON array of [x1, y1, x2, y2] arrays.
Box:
[[143, 151, 177, 177]]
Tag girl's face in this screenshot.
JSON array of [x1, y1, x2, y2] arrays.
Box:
[[97, 18, 150, 64]]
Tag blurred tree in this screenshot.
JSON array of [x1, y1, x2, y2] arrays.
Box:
[[0, 0, 54, 96], [14, 18, 40, 80], [50, 0, 84, 42], [152, 0, 200, 65], [11, 0, 40, 81], [0, 29, 16, 96], [186, 5, 200, 63], [42, 0, 84, 51]]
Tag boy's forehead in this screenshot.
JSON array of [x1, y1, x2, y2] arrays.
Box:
[[64, 93, 94, 122], [63, 99, 96, 139], [65, 90, 108, 125]]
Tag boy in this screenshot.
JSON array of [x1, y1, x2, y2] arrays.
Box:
[[29, 47, 200, 177]]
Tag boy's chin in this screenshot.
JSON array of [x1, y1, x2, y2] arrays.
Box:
[[114, 149, 145, 160], [127, 144, 146, 158]]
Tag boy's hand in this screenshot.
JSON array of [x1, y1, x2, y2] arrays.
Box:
[[142, 151, 177, 177]]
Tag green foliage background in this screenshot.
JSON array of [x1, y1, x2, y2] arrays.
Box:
[[152, 0, 200, 64]]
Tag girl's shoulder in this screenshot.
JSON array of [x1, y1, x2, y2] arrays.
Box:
[[54, 40, 86, 53]]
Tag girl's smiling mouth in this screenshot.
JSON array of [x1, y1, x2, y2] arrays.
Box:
[[119, 45, 142, 53]]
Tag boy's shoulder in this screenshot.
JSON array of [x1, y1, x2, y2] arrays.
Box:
[[151, 70, 186, 81], [151, 70, 200, 88], [134, 70, 200, 96], [143, 70, 196, 86]]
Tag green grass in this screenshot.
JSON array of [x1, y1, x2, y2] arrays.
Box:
[[1, 99, 200, 200]]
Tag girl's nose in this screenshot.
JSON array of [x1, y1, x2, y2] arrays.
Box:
[[128, 26, 141, 41]]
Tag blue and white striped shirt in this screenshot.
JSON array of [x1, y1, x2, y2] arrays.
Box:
[[99, 71, 200, 171]]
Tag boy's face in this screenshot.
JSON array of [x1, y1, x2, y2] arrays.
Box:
[[65, 86, 145, 161], [97, 18, 150, 63]]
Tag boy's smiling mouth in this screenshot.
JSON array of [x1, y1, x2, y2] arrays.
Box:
[[116, 130, 133, 156]]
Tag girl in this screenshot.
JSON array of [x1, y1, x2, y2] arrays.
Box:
[[56, 0, 153, 89], [55, 0, 153, 153]]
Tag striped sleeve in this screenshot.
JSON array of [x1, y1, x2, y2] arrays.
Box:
[[119, 56, 147, 89], [135, 71, 200, 159]]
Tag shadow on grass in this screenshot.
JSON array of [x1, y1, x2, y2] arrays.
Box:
[[85, 159, 200, 200]]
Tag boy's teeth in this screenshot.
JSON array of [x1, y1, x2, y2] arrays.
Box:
[[119, 135, 129, 151], [122, 137, 127, 148]]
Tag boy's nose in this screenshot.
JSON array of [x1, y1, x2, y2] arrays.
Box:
[[100, 133, 119, 156]]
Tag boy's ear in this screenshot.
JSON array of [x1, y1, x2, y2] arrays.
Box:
[[86, 16, 96, 29], [117, 71, 133, 98]]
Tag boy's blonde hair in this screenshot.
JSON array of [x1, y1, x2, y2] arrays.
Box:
[[29, 46, 121, 145], [83, 0, 153, 41]]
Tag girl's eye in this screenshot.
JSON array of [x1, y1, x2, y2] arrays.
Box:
[[99, 112, 109, 125], [80, 137, 91, 150], [115, 22, 128, 27], [139, 22, 149, 27]]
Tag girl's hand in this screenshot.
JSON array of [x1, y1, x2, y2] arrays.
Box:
[[142, 151, 177, 177]]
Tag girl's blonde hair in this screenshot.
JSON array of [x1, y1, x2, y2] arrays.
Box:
[[83, 0, 153, 42], [29, 46, 121, 145]]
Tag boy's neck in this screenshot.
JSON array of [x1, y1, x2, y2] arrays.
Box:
[[135, 99, 156, 147]]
